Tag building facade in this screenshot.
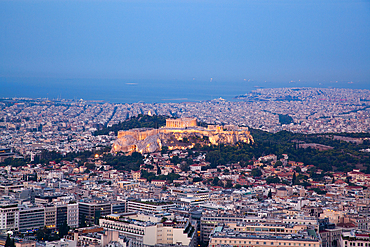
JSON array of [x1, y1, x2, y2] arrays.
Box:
[[0, 203, 19, 231], [18, 205, 45, 233]]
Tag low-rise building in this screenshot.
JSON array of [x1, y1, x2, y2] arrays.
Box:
[[209, 225, 322, 247], [99, 212, 197, 247], [126, 200, 176, 214]]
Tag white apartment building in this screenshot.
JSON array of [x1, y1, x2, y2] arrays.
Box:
[[67, 203, 78, 229], [0, 203, 19, 231], [99, 212, 197, 247]]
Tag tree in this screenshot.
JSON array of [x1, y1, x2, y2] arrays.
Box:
[[161, 146, 168, 155], [268, 189, 272, 198], [266, 176, 280, 184], [225, 180, 233, 188], [5, 235, 13, 247], [274, 161, 283, 167], [251, 168, 262, 177], [212, 177, 220, 186], [292, 172, 297, 185], [234, 184, 242, 189], [59, 220, 70, 238]]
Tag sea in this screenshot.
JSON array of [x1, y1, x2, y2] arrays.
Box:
[[1, 77, 369, 104]]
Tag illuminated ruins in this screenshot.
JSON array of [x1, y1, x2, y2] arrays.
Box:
[[111, 118, 254, 154]]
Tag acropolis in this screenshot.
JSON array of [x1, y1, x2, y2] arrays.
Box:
[[112, 117, 254, 154]]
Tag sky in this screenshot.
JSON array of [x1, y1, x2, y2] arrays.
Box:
[[0, 0, 369, 87]]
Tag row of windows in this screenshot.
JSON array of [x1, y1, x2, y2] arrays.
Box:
[[236, 227, 287, 233], [203, 218, 244, 222], [346, 242, 370, 246], [212, 239, 316, 247], [102, 223, 144, 235]]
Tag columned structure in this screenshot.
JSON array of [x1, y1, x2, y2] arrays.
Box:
[[166, 118, 197, 128]]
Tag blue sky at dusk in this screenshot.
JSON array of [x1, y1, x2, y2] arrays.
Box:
[[0, 0, 369, 87]]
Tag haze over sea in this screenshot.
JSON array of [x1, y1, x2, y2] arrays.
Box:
[[1, 77, 369, 104]]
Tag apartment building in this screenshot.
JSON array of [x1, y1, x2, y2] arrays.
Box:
[[209, 225, 322, 247], [126, 200, 176, 214], [0, 203, 19, 231], [67, 203, 79, 229], [18, 205, 45, 233], [78, 202, 112, 226], [45, 205, 57, 228], [99, 212, 197, 247], [340, 231, 370, 247]]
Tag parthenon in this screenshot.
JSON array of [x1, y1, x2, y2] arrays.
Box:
[[165, 118, 197, 128], [112, 117, 254, 154]]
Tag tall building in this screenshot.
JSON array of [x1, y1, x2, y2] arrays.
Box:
[[18, 205, 45, 233], [44, 205, 56, 228], [111, 202, 126, 214], [78, 202, 111, 226], [0, 203, 19, 231], [67, 203, 79, 229], [56, 205, 67, 229]]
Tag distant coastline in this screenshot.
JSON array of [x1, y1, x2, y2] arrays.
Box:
[[1, 76, 369, 104]]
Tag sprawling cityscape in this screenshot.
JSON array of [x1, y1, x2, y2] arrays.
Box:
[[0, 87, 369, 247]]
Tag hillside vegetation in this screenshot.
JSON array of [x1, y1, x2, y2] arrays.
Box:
[[93, 114, 168, 136], [197, 129, 370, 173]]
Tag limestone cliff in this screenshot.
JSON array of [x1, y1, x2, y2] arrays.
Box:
[[111, 124, 254, 154]]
